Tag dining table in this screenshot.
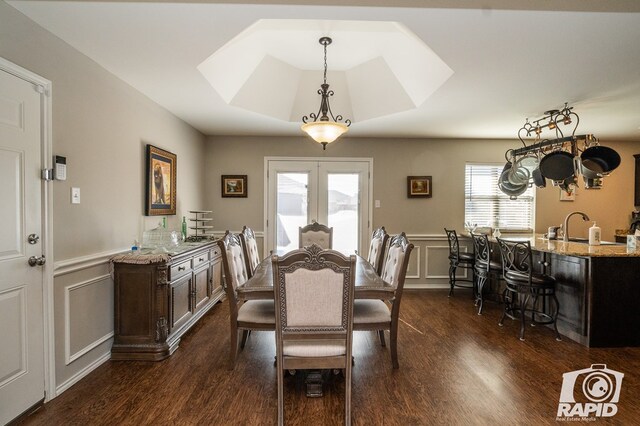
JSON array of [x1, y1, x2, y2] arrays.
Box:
[[236, 253, 395, 301]]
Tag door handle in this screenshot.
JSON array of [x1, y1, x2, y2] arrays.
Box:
[[28, 255, 46, 267]]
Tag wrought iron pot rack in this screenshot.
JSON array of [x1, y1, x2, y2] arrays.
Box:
[[500, 103, 620, 197]]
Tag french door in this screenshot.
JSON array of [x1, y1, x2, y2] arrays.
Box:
[[265, 158, 372, 255]]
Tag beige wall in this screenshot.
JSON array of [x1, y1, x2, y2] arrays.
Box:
[[1, 1, 206, 260], [1, 1, 207, 391], [205, 136, 640, 241]]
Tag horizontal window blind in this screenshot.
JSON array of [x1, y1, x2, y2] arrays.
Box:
[[465, 164, 534, 231]]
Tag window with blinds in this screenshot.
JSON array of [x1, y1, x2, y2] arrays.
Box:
[[464, 163, 535, 231]]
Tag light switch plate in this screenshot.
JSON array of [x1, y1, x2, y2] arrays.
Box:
[[375, 200, 381, 208], [71, 187, 81, 204]]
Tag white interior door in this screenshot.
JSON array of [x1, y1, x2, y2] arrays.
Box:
[[0, 68, 46, 423], [266, 158, 371, 255]]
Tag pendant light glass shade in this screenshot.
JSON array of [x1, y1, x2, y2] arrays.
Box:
[[301, 121, 349, 146]]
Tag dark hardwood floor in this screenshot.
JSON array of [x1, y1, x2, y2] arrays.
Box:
[[20, 290, 640, 425]]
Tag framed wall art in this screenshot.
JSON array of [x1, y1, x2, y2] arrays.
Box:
[[145, 144, 177, 215], [407, 176, 432, 198], [222, 175, 247, 198]]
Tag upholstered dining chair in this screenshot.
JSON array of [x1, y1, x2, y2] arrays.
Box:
[[218, 231, 275, 369], [366, 226, 389, 275], [353, 232, 414, 369], [239, 225, 261, 278], [272, 245, 355, 426], [299, 222, 333, 249]]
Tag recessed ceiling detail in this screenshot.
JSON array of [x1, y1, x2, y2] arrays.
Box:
[[197, 19, 454, 124]]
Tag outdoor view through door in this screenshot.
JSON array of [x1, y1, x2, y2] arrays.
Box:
[[266, 159, 371, 256]]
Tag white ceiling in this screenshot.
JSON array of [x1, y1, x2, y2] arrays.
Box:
[[8, 1, 640, 141]]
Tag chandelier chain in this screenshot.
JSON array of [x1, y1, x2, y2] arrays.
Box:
[[323, 42, 328, 85]]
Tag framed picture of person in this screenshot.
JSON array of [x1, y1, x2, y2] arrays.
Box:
[[145, 144, 177, 215]]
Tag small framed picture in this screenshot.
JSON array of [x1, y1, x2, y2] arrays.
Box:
[[145, 144, 177, 216], [222, 175, 247, 198], [407, 176, 432, 198]]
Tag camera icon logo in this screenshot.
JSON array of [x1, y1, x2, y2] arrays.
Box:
[[557, 364, 624, 419]]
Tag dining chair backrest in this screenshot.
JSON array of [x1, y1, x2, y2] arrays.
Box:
[[299, 222, 333, 249], [239, 225, 261, 278], [217, 231, 249, 305], [273, 244, 355, 334], [380, 232, 414, 291], [367, 226, 389, 275]]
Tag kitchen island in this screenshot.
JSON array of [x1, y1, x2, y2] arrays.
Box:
[[465, 233, 640, 347]]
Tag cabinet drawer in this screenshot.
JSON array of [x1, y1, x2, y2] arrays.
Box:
[[193, 252, 209, 269], [170, 259, 192, 281], [211, 247, 221, 259]]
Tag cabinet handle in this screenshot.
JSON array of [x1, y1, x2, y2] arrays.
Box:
[[178, 266, 186, 271], [199, 257, 205, 262]]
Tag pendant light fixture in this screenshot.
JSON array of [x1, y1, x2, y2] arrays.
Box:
[[301, 37, 351, 150]]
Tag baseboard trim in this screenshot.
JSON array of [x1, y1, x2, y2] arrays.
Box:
[[55, 351, 111, 396]]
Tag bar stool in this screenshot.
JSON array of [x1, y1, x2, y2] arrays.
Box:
[[444, 229, 475, 297], [495, 238, 561, 341], [470, 232, 502, 315]]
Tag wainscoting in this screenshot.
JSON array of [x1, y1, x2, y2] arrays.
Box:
[[404, 234, 471, 289], [53, 248, 126, 395]]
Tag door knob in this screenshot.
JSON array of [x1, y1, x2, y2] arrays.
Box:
[[28, 255, 46, 267], [28, 234, 40, 245]]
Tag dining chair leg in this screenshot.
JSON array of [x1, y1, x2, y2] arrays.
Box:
[[377, 330, 386, 347], [277, 362, 284, 426], [390, 319, 399, 369], [345, 361, 352, 426], [240, 330, 250, 349], [229, 322, 238, 370]]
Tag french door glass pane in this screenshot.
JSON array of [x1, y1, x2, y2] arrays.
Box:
[[327, 173, 359, 255], [276, 173, 308, 253]]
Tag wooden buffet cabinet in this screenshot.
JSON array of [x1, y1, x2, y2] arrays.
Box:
[[111, 241, 224, 361]]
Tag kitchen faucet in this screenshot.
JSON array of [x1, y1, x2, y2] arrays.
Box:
[[563, 211, 590, 242]]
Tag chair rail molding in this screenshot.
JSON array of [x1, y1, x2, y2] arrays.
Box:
[[54, 247, 129, 277]]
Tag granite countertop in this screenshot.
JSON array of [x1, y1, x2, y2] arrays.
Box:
[[461, 232, 640, 258]]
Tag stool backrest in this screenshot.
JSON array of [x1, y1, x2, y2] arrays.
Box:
[[495, 238, 533, 279], [444, 228, 461, 259], [471, 232, 491, 271]]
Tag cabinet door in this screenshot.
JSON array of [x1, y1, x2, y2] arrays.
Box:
[[546, 253, 588, 336], [193, 265, 210, 312], [170, 274, 193, 332], [209, 251, 223, 297]]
